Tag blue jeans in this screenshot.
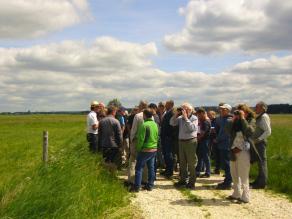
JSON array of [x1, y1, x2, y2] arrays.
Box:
[[196, 140, 211, 175], [219, 149, 232, 184], [161, 136, 173, 175], [135, 151, 157, 189]]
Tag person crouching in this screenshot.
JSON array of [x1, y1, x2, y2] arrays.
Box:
[[130, 108, 159, 192], [227, 104, 256, 203]]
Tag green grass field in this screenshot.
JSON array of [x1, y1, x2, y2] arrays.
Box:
[[0, 114, 291, 218], [0, 115, 137, 218]]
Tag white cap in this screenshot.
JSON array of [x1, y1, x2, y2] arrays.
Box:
[[219, 103, 232, 111], [90, 101, 99, 106]]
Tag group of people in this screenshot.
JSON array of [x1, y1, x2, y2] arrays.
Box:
[[86, 100, 271, 204]]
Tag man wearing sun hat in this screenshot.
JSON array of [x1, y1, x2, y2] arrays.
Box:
[[215, 103, 233, 189], [87, 101, 99, 153]]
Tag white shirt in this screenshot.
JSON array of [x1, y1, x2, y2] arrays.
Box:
[[87, 111, 98, 134], [257, 113, 272, 141], [232, 132, 250, 151]]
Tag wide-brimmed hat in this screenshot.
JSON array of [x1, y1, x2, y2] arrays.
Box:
[[90, 101, 99, 106]]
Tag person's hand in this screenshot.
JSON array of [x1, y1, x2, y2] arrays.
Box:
[[254, 138, 261, 144], [182, 109, 188, 120], [239, 110, 245, 120]]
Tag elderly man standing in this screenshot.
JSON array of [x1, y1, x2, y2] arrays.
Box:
[[251, 101, 271, 189], [87, 101, 99, 153], [170, 103, 198, 189]]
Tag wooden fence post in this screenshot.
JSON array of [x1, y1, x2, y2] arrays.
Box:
[[43, 131, 48, 163]]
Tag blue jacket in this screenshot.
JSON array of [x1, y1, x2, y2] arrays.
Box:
[[215, 114, 233, 150]]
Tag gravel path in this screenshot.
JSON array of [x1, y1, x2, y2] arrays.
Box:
[[119, 172, 292, 219]]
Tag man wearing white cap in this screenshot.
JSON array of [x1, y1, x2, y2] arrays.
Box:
[[87, 101, 99, 153], [215, 103, 233, 189]]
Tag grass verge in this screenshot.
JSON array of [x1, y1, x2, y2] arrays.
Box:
[[0, 115, 138, 218]]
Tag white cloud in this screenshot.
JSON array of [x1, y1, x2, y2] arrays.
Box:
[[0, 0, 90, 39], [164, 0, 292, 54], [0, 37, 291, 112]]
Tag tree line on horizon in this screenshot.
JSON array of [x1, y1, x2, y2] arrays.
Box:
[[1, 103, 292, 115]]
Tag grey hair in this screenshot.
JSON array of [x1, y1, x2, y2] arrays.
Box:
[[181, 102, 194, 112], [257, 101, 268, 112]]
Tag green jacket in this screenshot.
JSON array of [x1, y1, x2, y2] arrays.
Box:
[[136, 119, 158, 152]]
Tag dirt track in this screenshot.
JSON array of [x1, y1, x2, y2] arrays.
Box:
[[120, 173, 292, 219]]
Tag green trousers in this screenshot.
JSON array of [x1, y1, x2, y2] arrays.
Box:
[[179, 139, 198, 185]]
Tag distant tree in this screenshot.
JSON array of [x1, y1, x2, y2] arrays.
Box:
[[107, 98, 122, 108]]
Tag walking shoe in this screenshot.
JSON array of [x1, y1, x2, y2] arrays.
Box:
[[199, 173, 210, 178], [216, 182, 232, 190], [123, 181, 133, 187], [129, 186, 139, 193], [160, 170, 167, 175], [250, 184, 266, 189], [142, 185, 153, 191], [161, 171, 173, 178], [213, 169, 220, 174], [174, 181, 187, 188], [226, 195, 239, 201], [185, 183, 195, 190], [236, 198, 249, 204]]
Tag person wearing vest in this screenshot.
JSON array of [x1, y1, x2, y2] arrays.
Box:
[[226, 104, 256, 203], [251, 101, 271, 189], [130, 108, 159, 192]]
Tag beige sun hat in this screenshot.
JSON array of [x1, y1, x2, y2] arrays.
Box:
[[90, 101, 99, 106]]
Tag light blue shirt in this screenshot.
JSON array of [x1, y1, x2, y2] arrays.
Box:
[[170, 114, 198, 140]]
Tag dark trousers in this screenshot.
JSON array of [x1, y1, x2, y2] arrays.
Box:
[[161, 136, 174, 175], [156, 138, 164, 168], [254, 141, 268, 186], [103, 147, 121, 166], [87, 133, 98, 153], [219, 149, 232, 185], [196, 140, 211, 175], [172, 138, 179, 171], [212, 143, 221, 172], [135, 151, 157, 189]]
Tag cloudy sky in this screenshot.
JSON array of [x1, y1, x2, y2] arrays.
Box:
[[0, 0, 291, 112]]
